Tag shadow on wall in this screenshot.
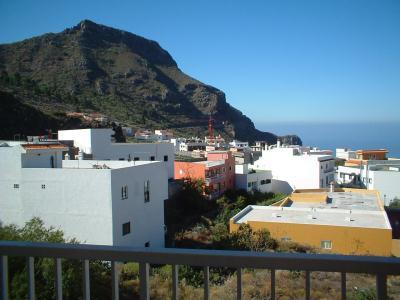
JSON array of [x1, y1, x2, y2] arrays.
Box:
[[271, 180, 293, 195]]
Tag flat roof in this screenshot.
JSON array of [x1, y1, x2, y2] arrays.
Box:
[[233, 205, 390, 229], [356, 149, 388, 153], [195, 160, 225, 168], [231, 189, 391, 229], [286, 192, 381, 211], [22, 143, 68, 150], [62, 160, 159, 170]]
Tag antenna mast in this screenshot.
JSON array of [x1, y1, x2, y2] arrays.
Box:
[[208, 114, 214, 140]]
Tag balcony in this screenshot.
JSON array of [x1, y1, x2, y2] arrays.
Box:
[[1, 241, 399, 300], [205, 173, 224, 184]]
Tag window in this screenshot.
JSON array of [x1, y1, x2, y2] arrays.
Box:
[[145, 241, 150, 247], [144, 180, 150, 202], [261, 180, 265, 185], [41, 184, 46, 189], [368, 178, 372, 184], [134, 157, 140, 161], [13, 184, 19, 189], [321, 240, 332, 249], [266, 179, 271, 184], [119, 158, 125, 161], [164, 155, 168, 162], [248, 182, 251, 188], [122, 222, 131, 236], [121, 185, 128, 199], [150, 156, 155, 161]]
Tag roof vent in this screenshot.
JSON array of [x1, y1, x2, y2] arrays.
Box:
[[345, 217, 355, 222], [307, 215, 317, 220], [272, 213, 282, 218]]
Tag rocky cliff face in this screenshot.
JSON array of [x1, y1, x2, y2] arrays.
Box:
[[0, 20, 301, 145]]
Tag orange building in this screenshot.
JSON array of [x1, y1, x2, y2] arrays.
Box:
[[345, 149, 388, 167], [356, 149, 388, 160], [174, 151, 235, 198]]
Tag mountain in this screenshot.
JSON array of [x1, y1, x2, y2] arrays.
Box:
[[0, 20, 302, 145]]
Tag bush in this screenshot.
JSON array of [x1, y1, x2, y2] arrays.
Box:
[[389, 198, 400, 209], [0, 218, 111, 300], [350, 287, 377, 300]]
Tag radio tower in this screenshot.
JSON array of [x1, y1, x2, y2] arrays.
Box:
[[208, 114, 214, 140]]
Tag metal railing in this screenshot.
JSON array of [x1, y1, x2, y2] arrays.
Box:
[[1, 241, 400, 300]]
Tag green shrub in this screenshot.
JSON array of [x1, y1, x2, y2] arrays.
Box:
[[350, 287, 377, 300]]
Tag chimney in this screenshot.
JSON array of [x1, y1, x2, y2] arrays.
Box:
[[277, 139, 281, 148]]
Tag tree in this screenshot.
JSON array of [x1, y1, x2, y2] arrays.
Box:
[[111, 122, 126, 143], [389, 198, 400, 209], [0, 218, 111, 300]]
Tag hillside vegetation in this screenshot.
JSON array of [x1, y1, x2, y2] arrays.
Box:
[[0, 20, 301, 144]]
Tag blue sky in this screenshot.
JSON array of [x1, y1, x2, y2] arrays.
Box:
[[1, 0, 399, 123]]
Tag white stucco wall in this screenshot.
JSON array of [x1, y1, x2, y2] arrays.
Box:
[[110, 162, 168, 247], [58, 129, 174, 178], [235, 170, 272, 193], [371, 171, 400, 205], [252, 147, 335, 192], [21, 149, 64, 168], [0, 146, 168, 247], [0, 168, 114, 245], [58, 129, 98, 154]]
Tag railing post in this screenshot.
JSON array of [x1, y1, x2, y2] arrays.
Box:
[[305, 270, 310, 300], [83, 259, 90, 300], [28, 257, 35, 300], [204, 266, 209, 300], [270, 269, 275, 300], [341, 272, 346, 300], [376, 273, 387, 300], [111, 261, 119, 300], [237, 268, 242, 300], [1, 256, 8, 300], [139, 262, 150, 300], [55, 258, 62, 300], [172, 264, 179, 300]]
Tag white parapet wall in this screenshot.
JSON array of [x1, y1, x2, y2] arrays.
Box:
[[0, 143, 168, 247], [58, 128, 174, 179]]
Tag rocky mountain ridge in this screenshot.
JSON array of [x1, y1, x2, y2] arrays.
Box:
[[0, 20, 302, 145]]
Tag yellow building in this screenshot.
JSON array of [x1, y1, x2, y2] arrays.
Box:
[[230, 188, 392, 256]]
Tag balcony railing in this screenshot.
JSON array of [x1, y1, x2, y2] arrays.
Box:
[[205, 173, 224, 183], [1, 241, 400, 300]]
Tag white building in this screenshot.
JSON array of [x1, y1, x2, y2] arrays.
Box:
[[251, 142, 335, 194], [154, 130, 173, 141], [58, 129, 174, 179], [229, 140, 249, 150], [336, 148, 357, 160], [170, 137, 206, 152], [0, 142, 168, 247], [337, 161, 400, 205], [235, 164, 272, 193]]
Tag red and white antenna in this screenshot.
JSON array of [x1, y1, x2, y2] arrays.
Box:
[[208, 114, 214, 139]]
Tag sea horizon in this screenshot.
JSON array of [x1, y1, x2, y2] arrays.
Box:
[[256, 121, 400, 158]]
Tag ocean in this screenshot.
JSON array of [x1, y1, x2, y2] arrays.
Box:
[[257, 121, 400, 158]]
